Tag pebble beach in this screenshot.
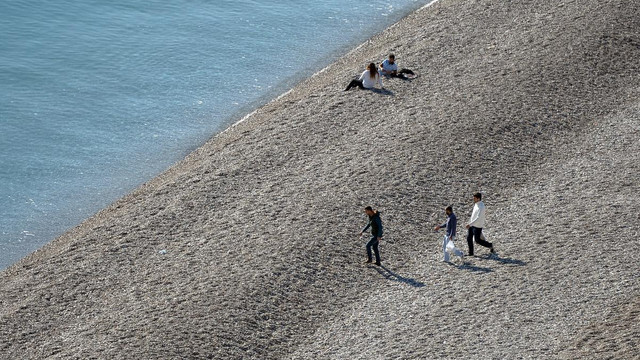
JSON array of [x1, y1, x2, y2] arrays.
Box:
[[1, 0, 639, 359]]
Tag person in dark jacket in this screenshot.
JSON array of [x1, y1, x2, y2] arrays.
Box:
[[435, 206, 464, 262], [359, 206, 383, 266]]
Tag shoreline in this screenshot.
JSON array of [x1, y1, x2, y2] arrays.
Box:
[[1, 0, 639, 358], [217, 0, 442, 137], [0, 0, 437, 272], [223, 0, 443, 135]]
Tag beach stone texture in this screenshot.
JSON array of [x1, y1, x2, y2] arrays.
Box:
[[1, 0, 639, 359]]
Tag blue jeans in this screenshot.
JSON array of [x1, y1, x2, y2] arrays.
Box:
[[366, 237, 381, 263]]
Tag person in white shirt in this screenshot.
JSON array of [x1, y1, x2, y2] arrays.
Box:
[[465, 192, 495, 256], [344, 62, 384, 91], [379, 54, 415, 79]]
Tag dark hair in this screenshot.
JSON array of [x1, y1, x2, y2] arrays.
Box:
[[364, 206, 373, 211], [473, 192, 482, 200], [446, 206, 453, 213], [389, 54, 395, 60], [367, 63, 377, 79]]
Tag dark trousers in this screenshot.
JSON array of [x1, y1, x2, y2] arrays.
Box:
[[345, 79, 364, 91], [467, 226, 492, 256], [390, 69, 415, 78], [366, 237, 381, 263]]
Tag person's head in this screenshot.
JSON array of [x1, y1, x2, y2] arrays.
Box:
[[473, 192, 482, 203], [367, 63, 377, 78], [445, 206, 453, 215], [388, 54, 395, 64], [364, 206, 374, 216]]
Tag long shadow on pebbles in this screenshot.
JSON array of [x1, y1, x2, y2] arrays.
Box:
[[453, 261, 494, 273], [451, 253, 527, 273], [373, 265, 426, 288], [475, 254, 527, 266], [370, 88, 394, 96]]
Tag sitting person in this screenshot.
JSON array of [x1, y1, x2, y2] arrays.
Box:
[[344, 62, 384, 91], [379, 54, 415, 79]]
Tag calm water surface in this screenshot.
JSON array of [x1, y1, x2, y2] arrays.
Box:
[[0, 0, 432, 269]]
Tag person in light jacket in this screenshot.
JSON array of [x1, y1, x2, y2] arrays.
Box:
[[344, 63, 384, 91], [359, 206, 382, 266], [465, 193, 495, 256], [435, 206, 464, 262], [379, 54, 415, 79]]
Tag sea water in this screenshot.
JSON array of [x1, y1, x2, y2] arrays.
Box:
[[0, 0, 432, 269]]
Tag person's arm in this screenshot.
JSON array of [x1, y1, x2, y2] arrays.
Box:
[[468, 206, 480, 227], [358, 70, 366, 81], [435, 221, 447, 231], [379, 61, 388, 75], [361, 221, 371, 235], [390, 63, 398, 75]]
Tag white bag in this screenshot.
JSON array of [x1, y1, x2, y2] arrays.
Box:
[[443, 235, 464, 260], [446, 237, 456, 251]]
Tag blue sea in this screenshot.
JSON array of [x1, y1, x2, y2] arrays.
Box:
[[0, 0, 432, 269]]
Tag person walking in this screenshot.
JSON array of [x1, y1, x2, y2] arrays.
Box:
[[465, 193, 495, 256], [434, 206, 464, 262], [344, 63, 384, 91], [359, 206, 382, 266]]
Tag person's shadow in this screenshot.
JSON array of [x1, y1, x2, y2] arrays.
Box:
[[451, 261, 493, 273], [451, 253, 526, 273], [373, 265, 426, 288], [371, 88, 394, 96], [476, 254, 527, 266]]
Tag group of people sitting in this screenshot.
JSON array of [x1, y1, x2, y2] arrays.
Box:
[[344, 53, 415, 91]]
